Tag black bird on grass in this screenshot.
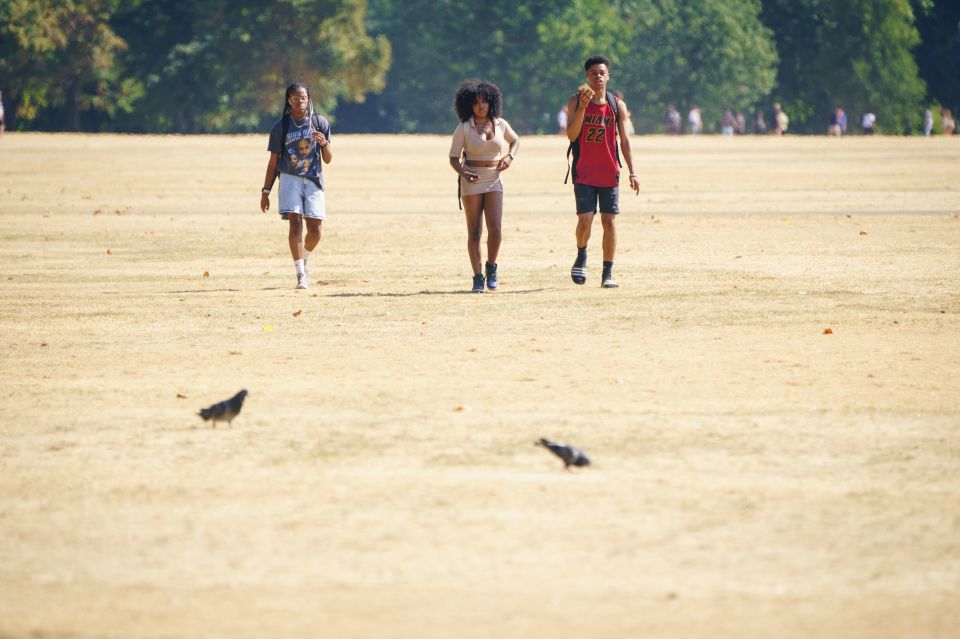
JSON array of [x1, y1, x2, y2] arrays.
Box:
[[536, 437, 590, 470], [197, 389, 248, 427]]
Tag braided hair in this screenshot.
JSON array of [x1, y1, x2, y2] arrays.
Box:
[[278, 82, 316, 163]]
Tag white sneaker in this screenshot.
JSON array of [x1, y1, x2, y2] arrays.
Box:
[[296, 273, 309, 289], [601, 273, 619, 288]]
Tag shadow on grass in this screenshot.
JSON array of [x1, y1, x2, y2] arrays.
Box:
[[164, 288, 243, 294], [160, 287, 550, 296], [325, 288, 549, 298]]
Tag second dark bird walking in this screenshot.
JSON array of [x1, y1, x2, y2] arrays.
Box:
[[197, 389, 248, 428], [536, 437, 590, 470]]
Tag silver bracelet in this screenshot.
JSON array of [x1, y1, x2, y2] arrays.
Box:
[[261, 188, 271, 194]]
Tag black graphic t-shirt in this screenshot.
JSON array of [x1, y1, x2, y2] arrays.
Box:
[[267, 113, 331, 189]]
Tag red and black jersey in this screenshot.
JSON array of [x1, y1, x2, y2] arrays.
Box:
[[572, 96, 619, 187]]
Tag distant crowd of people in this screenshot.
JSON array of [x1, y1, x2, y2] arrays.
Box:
[[564, 99, 958, 137], [661, 103, 790, 136]]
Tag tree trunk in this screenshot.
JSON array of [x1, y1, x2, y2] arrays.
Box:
[[65, 80, 80, 132]]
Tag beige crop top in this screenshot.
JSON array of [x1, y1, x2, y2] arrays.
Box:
[[449, 117, 519, 161]]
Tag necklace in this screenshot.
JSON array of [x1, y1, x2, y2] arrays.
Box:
[[473, 117, 491, 137]]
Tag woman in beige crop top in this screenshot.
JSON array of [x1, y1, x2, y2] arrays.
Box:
[[449, 79, 520, 293]]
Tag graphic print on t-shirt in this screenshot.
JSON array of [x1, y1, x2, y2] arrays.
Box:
[[268, 113, 331, 189], [285, 128, 315, 176]]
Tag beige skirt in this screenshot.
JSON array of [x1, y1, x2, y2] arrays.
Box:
[[460, 165, 503, 196]]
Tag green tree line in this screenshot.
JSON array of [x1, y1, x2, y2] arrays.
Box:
[[1, 0, 956, 134]]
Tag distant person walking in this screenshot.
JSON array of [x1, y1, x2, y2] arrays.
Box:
[[721, 108, 735, 135], [734, 110, 746, 135], [828, 107, 846, 136], [565, 54, 640, 288], [557, 106, 568, 136], [665, 104, 681, 135], [448, 79, 520, 292], [688, 105, 702, 135], [773, 103, 789, 135], [259, 82, 333, 290], [0, 90, 5, 134], [861, 111, 876, 135], [942, 109, 956, 135], [923, 108, 934, 137], [752, 110, 767, 135]]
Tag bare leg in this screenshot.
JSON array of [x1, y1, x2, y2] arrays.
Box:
[[304, 218, 322, 252], [288, 214, 304, 260], [483, 191, 503, 264], [600, 212, 617, 262], [462, 194, 484, 275], [576, 212, 595, 248]]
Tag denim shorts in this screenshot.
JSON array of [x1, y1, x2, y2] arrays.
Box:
[[279, 173, 326, 220], [574, 183, 619, 214]]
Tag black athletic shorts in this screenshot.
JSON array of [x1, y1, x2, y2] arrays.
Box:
[[574, 183, 619, 214]]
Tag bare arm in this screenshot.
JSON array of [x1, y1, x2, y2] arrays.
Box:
[[311, 131, 332, 163], [566, 85, 595, 142], [616, 98, 639, 195], [450, 157, 479, 183], [497, 120, 520, 171], [260, 152, 280, 212]]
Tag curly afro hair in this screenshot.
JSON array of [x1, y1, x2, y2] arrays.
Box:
[[454, 79, 503, 122]]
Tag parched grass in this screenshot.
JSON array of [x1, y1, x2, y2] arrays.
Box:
[[0, 133, 958, 638]]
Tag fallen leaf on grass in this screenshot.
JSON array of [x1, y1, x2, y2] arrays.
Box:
[[106, 249, 112, 255], [292, 310, 302, 317], [859, 230, 868, 236], [203, 271, 209, 277], [823, 328, 833, 334], [176, 393, 187, 399]]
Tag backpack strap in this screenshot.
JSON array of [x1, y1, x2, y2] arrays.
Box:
[[564, 95, 579, 184], [607, 91, 623, 169], [456, 120, 469, 210]]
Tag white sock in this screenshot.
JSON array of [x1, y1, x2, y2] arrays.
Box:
[[294, 259, 305, 277], [303, 247, 312, 262]]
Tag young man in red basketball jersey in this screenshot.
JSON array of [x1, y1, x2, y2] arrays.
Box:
[[566, 55, 640, 288]]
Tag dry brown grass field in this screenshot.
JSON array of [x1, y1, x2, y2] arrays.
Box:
[[1, 132, 959, 638]]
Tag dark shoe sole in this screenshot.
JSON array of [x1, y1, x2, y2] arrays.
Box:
[[571, 266, 587, 285]]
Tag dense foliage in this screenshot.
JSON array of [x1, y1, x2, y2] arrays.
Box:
[[0, 0, 955, 133]]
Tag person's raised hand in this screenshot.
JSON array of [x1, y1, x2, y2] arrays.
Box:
[[578, 83, 595, 103]]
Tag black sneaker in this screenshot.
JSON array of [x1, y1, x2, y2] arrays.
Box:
[[485, 262, 498, 290], [472, 274, 485, 293]]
